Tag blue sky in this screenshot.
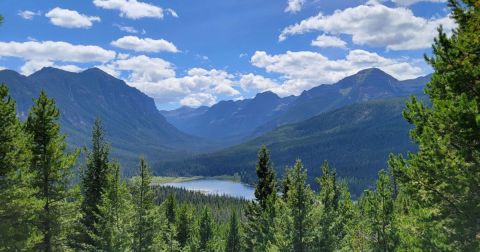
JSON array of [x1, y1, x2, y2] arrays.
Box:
[[0, 0, 453, 109]]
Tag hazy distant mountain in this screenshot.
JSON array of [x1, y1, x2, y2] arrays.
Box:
[[161, 91, 296, 144], [0, 67, 207, 172], [162, 68, 430, 145], [155, 97, 419, 196]]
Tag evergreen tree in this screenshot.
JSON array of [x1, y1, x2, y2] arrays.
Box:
[[0, 84, 39, 251], [76, 118, 111, 249], [243, 145, 277, 251], [198, 206, 214, 252], [361, 170, 398, 251], [389, 1, 480, 250], [94, 162, 133, 251], [285, 160, 314, 252], [176, 204, 192, 249], [225, 210, 241, 252], [26, 90, 78, 251], [132, 157, 157, 252], [165, 193, 177, 226]]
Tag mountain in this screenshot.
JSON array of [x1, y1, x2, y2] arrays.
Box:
[[155, 97, 419, 196], [0, 67, 207, 172], [161, 68, 430, 145], [161, 91, 296, 144]]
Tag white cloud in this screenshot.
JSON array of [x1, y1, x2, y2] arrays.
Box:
[[46, 7, 100, 29], [250, 49, 424, 95], [180, 93, 216, 107], [239, 74, 280, 94], [111, 36, 178, 53], [0, 41, 116, 63], [18, 10, 40, 20], [20, 60, 83, 75], [114, 24, 139, 34], [279, 3, 455, 50], [285, 0, 305, 13], [166, 8, 179, 18], [376, 0, 446, 6], [311, 34, 348, 49], [93, 0, 169, 19]]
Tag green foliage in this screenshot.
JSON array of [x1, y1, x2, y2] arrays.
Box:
[[76, 118, 111, 248], [389, 1, 480, 250], [243, 146, 277, 252], [176, 204, 192, 248], [284, 160, 315, 252], [131, 157, 157, 251], [0, 84, 40, 251], [93, 162, 133, 251], [198, 206, 214, 252], [26, 90, 78, 251], [225, 210, 241, 252]]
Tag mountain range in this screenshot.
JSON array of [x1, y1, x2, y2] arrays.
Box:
[[0, 67, 208, 172], [161, 68, 429, 145], [0, 66, 429, 189]]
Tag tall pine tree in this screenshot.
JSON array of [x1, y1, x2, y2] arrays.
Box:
[[76, 118, 111, 249], [225, 210, 241, 252], [26, 90, 78, 251], [243, 145, 277, 251], [0, 84, 39, 251], [389, 0, 480, 250], [198, 206, 214, 252], [132, 157, 157, 252]]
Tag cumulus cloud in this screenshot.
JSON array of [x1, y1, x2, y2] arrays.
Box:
[[18, 10, 41, 20], [113, 24, 144, 34], [93, 0, 170, 19], [111, 36, 178, 53], [311, 34, 348, 49], [250, 49, 424, 95], [180, 93, 216, 107], [46, 7, 101, 28], [0, 41, 116, 63], [279, 3, 455, 50], [376, 0, 446, 6], [239, 74, 281, 94], [20, 60, 83, 75], [285, 0, 305, 13]]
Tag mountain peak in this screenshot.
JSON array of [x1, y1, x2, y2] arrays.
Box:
[[32, 66, 73, 76], [254, 91, 280, 100]]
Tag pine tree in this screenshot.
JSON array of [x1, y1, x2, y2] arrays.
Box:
[[243, 145, 277, 251], [0, 84, 39, 251], [26, 90, 78, 251], [285, 160, 314, 252], [176, 204, 192, 249], [198, 206, 214, 252], [94, 162, 133, 251], [76, 118, 111, 249], [389, 1, 480, 250], [132, 157, 157, 252], [361, 170, 398, 251], [225, 210, 241, 252]]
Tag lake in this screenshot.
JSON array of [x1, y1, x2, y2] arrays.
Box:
[[163, 179, 255, 200]]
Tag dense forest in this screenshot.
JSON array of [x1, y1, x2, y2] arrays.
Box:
[[1, 0, 480, 251]]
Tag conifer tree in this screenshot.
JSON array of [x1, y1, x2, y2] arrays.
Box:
[[225, 210, 241, 252], [198, 206, 214, 252], [26, 90, 78, 251], [0, 84, 39, 251], [285, 160, 314, 252], [361, 170, 398, 251], [76, 118, 111, 248], [243, 145, 277, 251], [176, 204, 192, 249], [94, 162, 133, 251], [132, 157, 157, 252], [389, 1, 480, 250]]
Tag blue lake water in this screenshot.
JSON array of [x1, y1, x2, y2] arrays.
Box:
[[163, 179, 255, 200]]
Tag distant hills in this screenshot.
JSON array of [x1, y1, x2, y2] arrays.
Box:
[[0, 66, 429, 191], [161, 68, 430, 145], [156, 97, 419, 196], [0, 67, 209, 172]]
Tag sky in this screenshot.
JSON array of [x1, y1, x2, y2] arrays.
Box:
[[0, 0, 454, 110]]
